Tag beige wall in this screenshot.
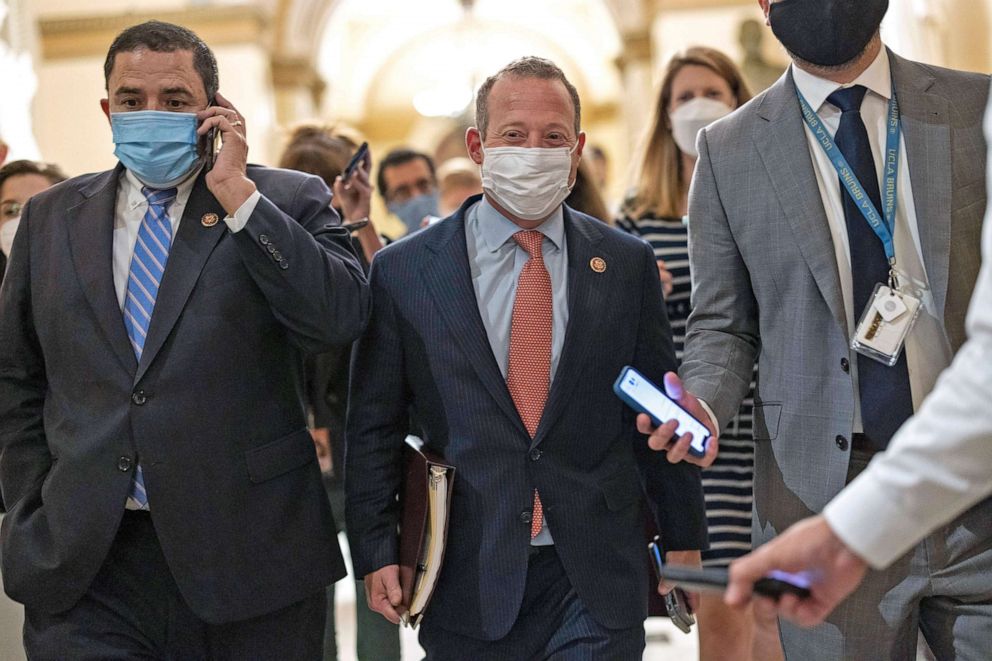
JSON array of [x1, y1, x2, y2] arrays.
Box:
[[18, 0, 992, 186]]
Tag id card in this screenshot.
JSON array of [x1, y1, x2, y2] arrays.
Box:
[[851, 283, 921, 366]]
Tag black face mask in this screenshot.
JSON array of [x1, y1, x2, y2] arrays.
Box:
[[769, 0, 889, 68]]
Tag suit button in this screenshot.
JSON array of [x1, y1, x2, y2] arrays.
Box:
[[279, 260, 289, 270], [266, 244, 277, 254], [259, 234, 270, 245], [529, 449, 542, 461], [272, 250, 283, 261], [519, 510, 532, 524], [118, 456, 132, 472], [131, 390, 147, 406], [840, 357, 850, 373], [835, 435, 849, 451]]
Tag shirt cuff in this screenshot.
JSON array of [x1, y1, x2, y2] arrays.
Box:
[[697, 399, 720, 434], [822, 469, 922, 570], [223, 190, 262, 233]]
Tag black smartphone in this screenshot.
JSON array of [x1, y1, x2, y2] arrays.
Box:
[[660, 564, 813, 600], [341, 219, 370, 232], [203, 96, 220, 172], [342, 141, 369, 181], [649, 541, 695, 634]]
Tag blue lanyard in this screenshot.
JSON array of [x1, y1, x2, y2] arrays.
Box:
[[797, 86, 901, 263]]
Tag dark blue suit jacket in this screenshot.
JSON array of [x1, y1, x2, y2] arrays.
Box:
[[346, 196, 707, 640], [0, 164, 369, 623]]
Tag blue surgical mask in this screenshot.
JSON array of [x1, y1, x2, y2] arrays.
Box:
[[388, 191, 440, 233], [111, 111, 200, 188]]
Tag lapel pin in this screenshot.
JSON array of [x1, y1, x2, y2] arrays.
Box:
[[590, 257, 606, 273], [201, 213, 219, 227]]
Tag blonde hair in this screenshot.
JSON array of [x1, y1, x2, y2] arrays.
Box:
[[625, 47, 752, 219]]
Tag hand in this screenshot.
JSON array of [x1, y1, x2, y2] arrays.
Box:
[[660, 549, 702, 612], [310, 427, 332, 474], [637, 372, 719, 467], [364, 564, 406, 625], [333, 151, 373, 223], [197, 92, 256, 215], [657, 259, 674, 298], [724, 515, 868, 627]]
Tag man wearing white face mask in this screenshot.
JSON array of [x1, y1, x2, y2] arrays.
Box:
[[346, 56, 707, 659], [0, 160, 67, 280]]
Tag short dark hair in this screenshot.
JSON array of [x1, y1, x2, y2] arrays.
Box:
[[104, 21, 219, 101], [0, 160, 69, 195], [475, 56, 581, 139], [376, 148, 436, 201]]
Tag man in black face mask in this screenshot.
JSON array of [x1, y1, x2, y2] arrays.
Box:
[[641, 0, 992, 658]]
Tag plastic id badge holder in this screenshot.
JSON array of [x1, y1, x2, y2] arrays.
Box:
[[851, 282, 922, 366]]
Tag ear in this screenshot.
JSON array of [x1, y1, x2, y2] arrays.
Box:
[[574, 132, 587, 159], [466, 127, 483, 166], [100, 98, 111, 124], [759, 0, 771, 24]]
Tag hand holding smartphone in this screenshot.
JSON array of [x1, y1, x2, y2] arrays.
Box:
[[614, 366, 710, 458], [649, 541, 696, 633]]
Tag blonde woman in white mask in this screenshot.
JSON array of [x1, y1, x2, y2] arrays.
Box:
[[0, 160, 67, 284], [616, 48, 780, 661]]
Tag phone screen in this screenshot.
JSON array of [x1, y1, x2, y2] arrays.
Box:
[[617, 367, 710, 455]]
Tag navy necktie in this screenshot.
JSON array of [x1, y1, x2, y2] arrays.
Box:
[[827, 85, 913, 450]]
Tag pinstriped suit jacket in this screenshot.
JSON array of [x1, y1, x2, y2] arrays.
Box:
[[681, 51, 990, 541], [346, 197, 707, 640]]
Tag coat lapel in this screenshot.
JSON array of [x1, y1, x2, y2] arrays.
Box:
[[66, 166, 138, 374], [532, 209, 607, 448], [890, 51, 950, 320], [421, 205, 527, 436], [134, 173, 227, 383], [753, 70, 848, 335]]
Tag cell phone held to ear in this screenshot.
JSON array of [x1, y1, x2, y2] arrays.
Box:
[[204, 127, 220, 172], [203, 96, 221, 172], [613, 366, 710, 458]]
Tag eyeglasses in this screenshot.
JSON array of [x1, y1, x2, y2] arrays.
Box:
[[0, 201, 23, 220]]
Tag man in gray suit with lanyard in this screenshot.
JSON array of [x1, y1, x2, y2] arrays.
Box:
[[644, 0, 992, 657]]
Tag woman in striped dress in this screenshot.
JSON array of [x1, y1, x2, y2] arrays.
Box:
[[617, 47, 782, 661]]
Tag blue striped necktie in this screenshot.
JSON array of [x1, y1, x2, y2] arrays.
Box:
[[123, 185, 177, 509]]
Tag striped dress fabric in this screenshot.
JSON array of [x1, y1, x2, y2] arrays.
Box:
[[616, 213, 755, 568]]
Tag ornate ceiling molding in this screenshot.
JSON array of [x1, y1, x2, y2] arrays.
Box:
[[38, 5, 272, 61]]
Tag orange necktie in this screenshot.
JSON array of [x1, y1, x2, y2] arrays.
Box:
[[506, 230, 552, 539]]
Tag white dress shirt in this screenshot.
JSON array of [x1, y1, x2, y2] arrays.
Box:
[[112, 167, 260, 309], [793, 48, 952, 427], [823, 82, 992, 570]]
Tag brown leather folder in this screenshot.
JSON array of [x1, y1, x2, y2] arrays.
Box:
[[398, 439, 456, 628]]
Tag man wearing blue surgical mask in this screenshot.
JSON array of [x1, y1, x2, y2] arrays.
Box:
[[0, 20, 369, 659], [347, 56, 706, 659], [377, 147, 440, 234]]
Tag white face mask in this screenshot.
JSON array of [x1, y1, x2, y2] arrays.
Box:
[[670, 98, 734, 158], [480, 143, 577, 221], [0, 217, 20, 257]]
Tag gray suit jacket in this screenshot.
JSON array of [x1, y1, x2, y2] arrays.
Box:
[[681, 51, 989, 537]]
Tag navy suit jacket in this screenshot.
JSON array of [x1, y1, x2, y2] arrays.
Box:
[[0, 164, 369, 623], [346, 196, 707, 640]]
